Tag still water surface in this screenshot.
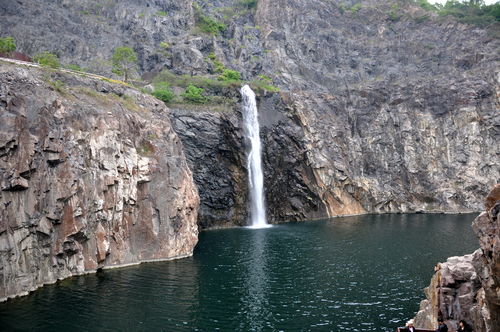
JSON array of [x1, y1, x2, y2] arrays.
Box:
[[0, 214, 478, 331]]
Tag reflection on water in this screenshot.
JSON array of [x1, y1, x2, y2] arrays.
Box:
[[241, 229, 269, 331], [0, 213, 479, 331]]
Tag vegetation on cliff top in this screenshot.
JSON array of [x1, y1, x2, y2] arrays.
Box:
[[414, 0, 500, 26], [339, 1, 499, 27], [181, 84, 209, 104]]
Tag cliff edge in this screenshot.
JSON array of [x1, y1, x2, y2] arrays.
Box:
[[0, 61, 199, 301]]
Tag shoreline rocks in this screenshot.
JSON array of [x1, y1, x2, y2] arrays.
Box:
[[414, 184, 500, 332]]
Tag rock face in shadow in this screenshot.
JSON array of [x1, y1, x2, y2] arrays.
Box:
[[169, 108, 248, 228], [414, 184, 500, 332], [0, 63, 199, 301]]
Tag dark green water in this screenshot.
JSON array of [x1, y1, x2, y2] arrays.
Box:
[[0, 214, 479, 331]]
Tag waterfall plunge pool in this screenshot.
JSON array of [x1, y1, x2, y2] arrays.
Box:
[[0, 213, 478, 331]]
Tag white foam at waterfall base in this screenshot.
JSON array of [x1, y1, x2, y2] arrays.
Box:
[[240, 85, 271, 229]]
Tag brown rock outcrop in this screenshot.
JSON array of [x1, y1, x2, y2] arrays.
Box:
[[414, 184, 500, 331], [0, 62, 199, 301], [471, 184, 500, 330]]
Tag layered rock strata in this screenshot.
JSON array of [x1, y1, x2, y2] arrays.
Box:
[[0, 62, 199, 301], [1, 0, 498, 228], [414, 184, 500, 332]]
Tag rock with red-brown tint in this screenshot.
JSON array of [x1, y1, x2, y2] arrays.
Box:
[[472, 184, 500, 331], [0, 62, 199, 302], [485, 184, 500, 221], [0, 51, 32, 62]]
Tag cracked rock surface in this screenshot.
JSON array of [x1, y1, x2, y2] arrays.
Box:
[[414, 184, 500, 332], [0, 63, 199, 301]]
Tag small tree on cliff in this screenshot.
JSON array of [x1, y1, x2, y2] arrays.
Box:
[[111, 46, 137, 82]]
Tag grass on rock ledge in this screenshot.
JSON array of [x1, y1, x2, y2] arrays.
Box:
[[151, 69, 280, 110]]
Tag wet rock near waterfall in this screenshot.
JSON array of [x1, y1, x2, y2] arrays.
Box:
[[169, 108, 248, 229], [0, 62, 199, 302]]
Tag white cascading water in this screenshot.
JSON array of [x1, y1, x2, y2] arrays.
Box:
[[241, 85, 270, 228]]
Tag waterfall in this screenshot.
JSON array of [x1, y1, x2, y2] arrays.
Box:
[[241, 85, 269, 228]]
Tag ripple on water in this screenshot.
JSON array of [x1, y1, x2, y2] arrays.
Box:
[[0, 213, 479, 332]]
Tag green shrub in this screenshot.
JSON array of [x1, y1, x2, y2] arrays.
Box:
[[350, 3, 362, 13], [206, 52, 226, 73], [439, 0, 499, 27], [218, 69, 241, 81], [0, 36, 16, 54], [153, 69, 241, 91], [388, 10, 401, 22], [34, 52, 60, 69], [198, 16, 226, 34], [152, 82, 175, 103], [181, 84, 208, 103], [338, 3, 347, 14], [258, 74, 272, 81], [213, 61, 225, 73], [156, 11, 167, 16], [417, 0, 439, 12], [194, 4, 226, 35], [250, 79, 280, 93]]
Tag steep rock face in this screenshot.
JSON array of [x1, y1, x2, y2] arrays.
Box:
[[169, 108, 248, 228], [471, 184, 500, 330], [414, 251, 483, 330], [0, 0, 498, 227], [0, 62, 199, 301], [0, 0, 194, 75], [256, 0, 499, 215], [414, 185, 500, 332]]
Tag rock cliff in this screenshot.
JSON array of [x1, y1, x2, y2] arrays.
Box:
[[0, 62, 199, 301], [169, 108, 248, 228], [414, 184, 500, 332], [0, 0, 498, 228], [255, 0, 499, 218]]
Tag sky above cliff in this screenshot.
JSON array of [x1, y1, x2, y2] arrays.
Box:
[[429, 0, 497, 4]]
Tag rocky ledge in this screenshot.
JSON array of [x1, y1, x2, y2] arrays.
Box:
[[0, 62, 199, 302], [414, 184, 500, 331]]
